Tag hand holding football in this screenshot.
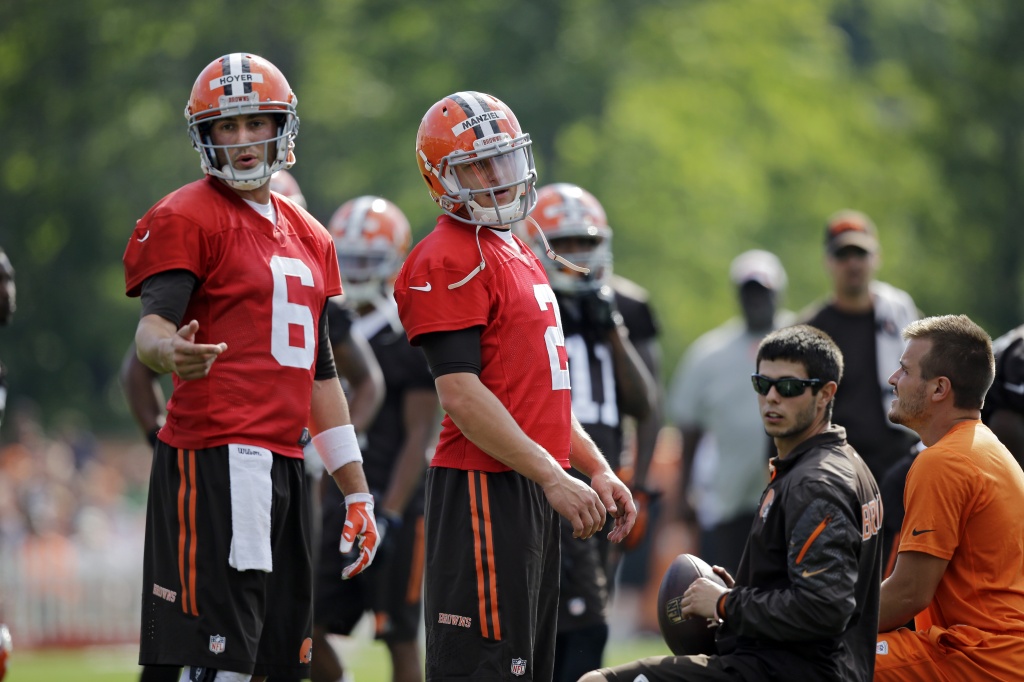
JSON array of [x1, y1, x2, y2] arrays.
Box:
[[657, 553, 728, 656]]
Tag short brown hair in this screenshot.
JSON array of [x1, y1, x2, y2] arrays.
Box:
[[902, 314, 994, 410], [757, 325, 844, 421]]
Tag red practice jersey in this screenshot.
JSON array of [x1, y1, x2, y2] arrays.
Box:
[[124, 176, 341, 457], [394, 216, 572, 472]]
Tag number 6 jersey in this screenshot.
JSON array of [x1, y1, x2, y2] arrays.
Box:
[[123, 176, 341, 457], [394, 215, 572, 473]]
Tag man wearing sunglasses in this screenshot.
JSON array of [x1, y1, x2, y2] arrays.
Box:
[[582, 325, 883, 682], [668, 249, 794, 577]]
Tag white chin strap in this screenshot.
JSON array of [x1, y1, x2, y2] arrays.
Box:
[[468, 199, 521, 228], [218, 162, 272, 191]]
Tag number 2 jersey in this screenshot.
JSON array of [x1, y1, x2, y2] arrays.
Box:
[[123, 176, 341, 458], [393, 215, 572, 473]]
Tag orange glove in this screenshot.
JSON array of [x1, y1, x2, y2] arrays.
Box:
[[339, 493, 379, 579]]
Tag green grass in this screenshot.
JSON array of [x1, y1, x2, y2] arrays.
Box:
[[8, 635, 669, 681]]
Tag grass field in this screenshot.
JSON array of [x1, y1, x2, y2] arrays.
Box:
[[8, 634, 669, 681]]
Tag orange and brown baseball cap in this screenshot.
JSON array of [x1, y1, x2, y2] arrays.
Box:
[[824, 209, 878, 255]]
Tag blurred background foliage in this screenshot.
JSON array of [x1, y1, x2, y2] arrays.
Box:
[[1, 0, 1022, 434]]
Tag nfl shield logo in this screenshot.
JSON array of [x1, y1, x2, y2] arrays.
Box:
[[209, 634, 226, 655], [510, 657, 527, 676]]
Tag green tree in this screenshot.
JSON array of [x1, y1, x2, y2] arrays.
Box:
[[0, 0, 1017, 434], [553, 0, 950, 370], [860, 0, 1024, 335]]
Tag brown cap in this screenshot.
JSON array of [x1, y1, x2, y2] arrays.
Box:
[[824, 209, 878, 255]]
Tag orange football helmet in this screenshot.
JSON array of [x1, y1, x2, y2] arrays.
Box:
[[517, 183, 612, 293], [415, 91, 536, 228], [185, 53, 299, 190], [328, 196, 412, 304]]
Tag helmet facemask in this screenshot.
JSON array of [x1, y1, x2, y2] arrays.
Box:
[[189, 111, 298, 191], [545, 234, 613, 293], [337, 247, 401, 306], [431, 133, 537, 228]]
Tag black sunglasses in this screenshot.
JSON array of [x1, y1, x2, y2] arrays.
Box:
[[751, 374, 822, 398]]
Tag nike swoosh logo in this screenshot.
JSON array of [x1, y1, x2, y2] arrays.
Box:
[[801, 567, 829, 578], [409, 283, 432, 292], [137, 230, 151, 243], [911, 528, 935, 536]]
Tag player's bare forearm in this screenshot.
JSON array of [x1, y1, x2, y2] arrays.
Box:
[[119, 343, 165, 434], [435, 372, 606, 538], [134, 315, 179, 374], [330, 460, 370, 498], [332, 330, 385, 434], [631, 405, 661, 487], [878, 551, 948, 631], [608, 328, 657, 421], [435, 372, 564, 485], [380, 389, 439, 515], [630, 337, 663, 485], [310, 377, 354, 434], [568, 414, 613, 480], [135, 315, 226, 380]]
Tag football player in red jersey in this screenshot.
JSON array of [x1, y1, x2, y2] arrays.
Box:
[[517, 184, 658, 682], [394, 91, 637, 681], [305, 196, 439, 682], [122, 53, 378, 682], [120, 169, 384, 682]]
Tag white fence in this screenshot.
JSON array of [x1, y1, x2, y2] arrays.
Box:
[[0, 537, 143, 648]]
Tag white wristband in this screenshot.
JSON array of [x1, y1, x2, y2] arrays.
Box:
[[344, 492, 374, 507], [312, 424, 363, 474]]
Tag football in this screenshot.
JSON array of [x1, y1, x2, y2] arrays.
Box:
[[657, 553, 726, 656]]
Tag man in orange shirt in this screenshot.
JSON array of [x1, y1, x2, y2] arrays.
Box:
[[876, 314, 1024, 681]]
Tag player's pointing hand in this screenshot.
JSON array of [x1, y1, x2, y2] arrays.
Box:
[[168, 319, 227, 380]]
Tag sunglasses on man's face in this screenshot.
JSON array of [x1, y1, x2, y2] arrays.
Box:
[[751, 374, 822, 398]]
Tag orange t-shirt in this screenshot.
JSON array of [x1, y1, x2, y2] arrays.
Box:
[[900, 419, 1024, 633]]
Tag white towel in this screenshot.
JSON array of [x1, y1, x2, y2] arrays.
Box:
[[227, 444, 274, 572]]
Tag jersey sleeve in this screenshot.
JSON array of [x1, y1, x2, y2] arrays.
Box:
[[394, 236, 491, 345], [320, 224, 343, 299], [124, 209, 207, 297], [898, 445, 974, 560]]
